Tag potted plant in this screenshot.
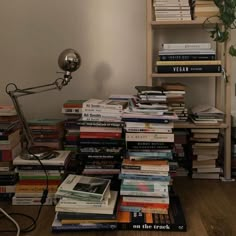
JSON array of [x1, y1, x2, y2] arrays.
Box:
[[207, 0, 236, 56]]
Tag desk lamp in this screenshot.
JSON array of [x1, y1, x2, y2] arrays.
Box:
[[5, 49, 81, 160]]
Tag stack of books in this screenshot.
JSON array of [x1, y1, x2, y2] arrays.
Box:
[[119, 159, 170, 214], [156, 43, 220, 74], [12, 150, 72, 205], [193, 0, 219, 21], [118, 86, 182, 229], [153, 0, 192, 21], [189, 104, 225, 125], [171, 129, 190, 177], [74, 99, 126, 190], [61, 100, 86, 174], [162, 83, 188, 121], [190, 128, 222, 179], [28, 118, 65, 150], [61, 99, 86, 118], [0, 105, 21, 200], [52, 174, 118, 232]]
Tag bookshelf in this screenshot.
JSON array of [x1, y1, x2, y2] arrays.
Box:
[[146, 0, 232, 180]]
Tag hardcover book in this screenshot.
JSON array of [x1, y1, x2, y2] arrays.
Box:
[[117, 195, 186, 231]]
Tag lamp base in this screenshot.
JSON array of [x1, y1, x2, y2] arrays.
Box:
[[20, 146, 59, 160]]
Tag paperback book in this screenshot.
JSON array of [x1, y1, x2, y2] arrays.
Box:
[[57, 174, 111, 201]]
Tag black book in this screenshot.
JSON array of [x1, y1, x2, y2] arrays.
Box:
[[155, 64, 222, 73], [159, 54, 216, 61], [122, 117, 169, 124], [118, 195, 186, 232]]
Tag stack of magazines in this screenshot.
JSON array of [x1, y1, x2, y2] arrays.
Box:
[[189, 104, 225, 125], [52, 174, 118, 232]]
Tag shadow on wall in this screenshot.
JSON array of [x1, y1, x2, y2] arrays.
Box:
[[93, 62, 112, 97]]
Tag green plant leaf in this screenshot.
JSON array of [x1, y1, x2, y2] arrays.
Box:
[[229, 45, 236, 56]]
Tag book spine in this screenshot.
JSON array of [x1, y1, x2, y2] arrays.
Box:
[[83, 103, 122, 110], [122, 165, 169, 172], [126, 133, 174, 143], [80, 132, 122, 139], [82, 108, 122, 113], [82, 113, 122, 119], [12, 197, 58, 205], [0, 185, 16, 193], [155, 65, 222, 73], [62, 108, 82, 114], [77, 120, 124, 128], [162, 43, 211, 50], [156, 60, 221, 65], [122, 118, 169, 124], [125, 127, 172, 133], [119, 173, 171, 181], [117, 223, 186, 231], [159, 54, 216, 61], [52, 223, 117, 232]]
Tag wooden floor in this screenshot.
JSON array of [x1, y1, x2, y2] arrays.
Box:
[[1, 177, 236, 236]]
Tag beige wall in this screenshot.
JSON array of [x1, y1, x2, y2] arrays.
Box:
[[0, 0, 235, 119]]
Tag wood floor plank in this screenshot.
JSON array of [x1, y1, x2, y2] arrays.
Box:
[[1, 177, 236, 236]]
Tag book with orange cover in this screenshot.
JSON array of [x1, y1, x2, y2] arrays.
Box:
[[118, 195, 186, 231]]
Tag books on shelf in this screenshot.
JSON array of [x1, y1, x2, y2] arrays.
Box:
[[153, 0, 192, 21], [155, 61, 222, 73], [162, 43, 212, 50]]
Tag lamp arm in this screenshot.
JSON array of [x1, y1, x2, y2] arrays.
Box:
[[5, 76, 70, 148]]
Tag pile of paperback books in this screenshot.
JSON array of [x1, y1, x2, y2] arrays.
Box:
[[52, 174, 119, 232]]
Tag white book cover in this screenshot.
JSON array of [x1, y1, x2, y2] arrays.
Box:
[[126, 132, 174, 142], [82, 99, 128, 110], [125, 121, 174, 128], [57, 174, 110, 201], [162, 43, 212, 50], [13, 150, 71, 166]]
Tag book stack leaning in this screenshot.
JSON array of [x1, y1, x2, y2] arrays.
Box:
[[118, 87, 186, 231], [52, 174, 118, 232]]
